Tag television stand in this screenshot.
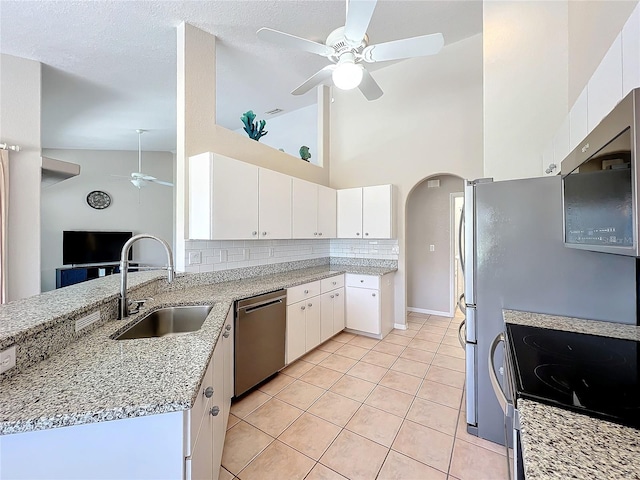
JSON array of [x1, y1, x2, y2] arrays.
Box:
[[55, 263, 140, 289]]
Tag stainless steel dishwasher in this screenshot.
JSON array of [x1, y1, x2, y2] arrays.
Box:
[[235, 289, 287, 397]]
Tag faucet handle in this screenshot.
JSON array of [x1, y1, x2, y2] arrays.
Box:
[[128, 298, 153, 314]]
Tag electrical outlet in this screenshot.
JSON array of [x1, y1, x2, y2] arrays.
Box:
[[268, 247, 274, 257], [429, 245, 435, 252], [188, 251, 201, 265], [0, 345, 16, 374]]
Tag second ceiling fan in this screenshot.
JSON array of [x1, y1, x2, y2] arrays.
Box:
[[257, 0, 445, 101]]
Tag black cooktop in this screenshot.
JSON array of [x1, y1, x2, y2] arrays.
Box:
[[505, 323, 640, 428]]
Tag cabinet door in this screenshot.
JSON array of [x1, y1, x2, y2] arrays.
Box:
[[286, 302, 307, 363], [211, 336, 226, 477], [305, 298, 321, 351], [317, 185, 337, 238], [320, 292, 334, 343], [337, 188, 363, 238], [333, 288, 345, 335], [292, 178, 318, 239], [190, 359, 214, 450], [213, 155, 259, 240], [190, 400, 214, 480], [346, 287, 381, 335], [222, 310, 234, 432], [363, 185, 392, 239], [259, 168, 292, 239]]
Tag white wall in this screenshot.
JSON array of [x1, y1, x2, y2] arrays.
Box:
[[330, 34, 484, 325], [0, 54, 42, 301], [234, 104, 319, 165], [406, 175, 464, 315], [483, 1, 569, 181], [40, 149, 174, 292]]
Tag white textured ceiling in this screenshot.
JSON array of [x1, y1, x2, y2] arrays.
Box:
[[0, 0, 482, 151]]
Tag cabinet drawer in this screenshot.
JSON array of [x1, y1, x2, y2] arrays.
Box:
[[345, 274, 379, 290], [321, 274, 344, 293], [287, 281, 321, 305]]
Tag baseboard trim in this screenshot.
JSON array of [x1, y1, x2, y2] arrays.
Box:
[[393, 323, 407, 330], [407, 307, 452, 317]]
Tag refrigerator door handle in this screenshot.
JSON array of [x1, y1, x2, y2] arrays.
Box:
[[464, 181, 476, 305], [489, 332, 509, 415], [458, 319, 466, 348]]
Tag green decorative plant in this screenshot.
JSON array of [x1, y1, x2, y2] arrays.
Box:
[[240, 110, 268, 141], [299, 145, 311, 162]]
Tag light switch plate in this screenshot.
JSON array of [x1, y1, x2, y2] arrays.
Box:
[[0, 345, 16, 374]]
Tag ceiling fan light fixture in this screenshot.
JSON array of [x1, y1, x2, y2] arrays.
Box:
[[332, 54, 363, 90], [131, 178, 146, 189]]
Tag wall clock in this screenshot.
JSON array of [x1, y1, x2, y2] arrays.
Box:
[[86, 190, 112, 210]]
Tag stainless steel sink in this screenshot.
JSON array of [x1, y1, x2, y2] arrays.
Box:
[[113, 305, 213, 340]]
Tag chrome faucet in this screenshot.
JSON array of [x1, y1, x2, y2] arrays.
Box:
[[119, 234, 174, 319]]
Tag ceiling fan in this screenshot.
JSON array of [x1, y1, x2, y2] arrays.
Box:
[[257, 0, 445, 101], [123, 129, 173, 189]]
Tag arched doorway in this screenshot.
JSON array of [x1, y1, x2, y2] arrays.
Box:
[[405, 174, 464, 317]]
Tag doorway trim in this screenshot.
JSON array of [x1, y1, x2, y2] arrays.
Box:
[[450, 192, 464, 316]]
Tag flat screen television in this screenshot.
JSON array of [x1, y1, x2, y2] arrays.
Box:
[[63, 231, 133, 265]]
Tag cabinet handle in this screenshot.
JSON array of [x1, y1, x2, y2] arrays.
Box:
[[356, 232, 360, 236], [372, 293, 376, 297], [223, 331, 230, 338], [332, 281, 336, 285], [204, 387, 214, 398], [335, 293, 339, 297], [301, 305, 306, 310], [318, 233, 323, 236], [304, 289, 309, 294], [210, 406, 220, 416], [262, 232, 267, 236], [252, 231, 257, 236], [308, 303, 312, 307], [330, 295, 334, 298], [365, 233, 369, 236], [314, 232, 318, 236], [360, 280, 364, 283], [225, 324, 231, 331]]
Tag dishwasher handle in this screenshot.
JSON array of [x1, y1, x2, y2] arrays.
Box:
[[238, 295, 286, 314]]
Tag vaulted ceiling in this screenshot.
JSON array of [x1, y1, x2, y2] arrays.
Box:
[[0, 0, 482, 151]]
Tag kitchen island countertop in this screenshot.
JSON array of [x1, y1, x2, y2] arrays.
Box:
[[504, 309, 640, 480], [0, 264, 396, 435]]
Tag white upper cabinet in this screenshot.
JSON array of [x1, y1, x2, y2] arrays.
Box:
[[588, 34, 623, 131], [569, 87, 588, 154], [622, 2, 640, 97], [259, 168, 292, 239], [337, 188, 363, 238], [337, 185, 394, 239], [189, 152, 258, 240], [292, 179, 336, 239], [189, 153, 297, 240], [317, 185, 337, 238], [363, 185, 393, 239]]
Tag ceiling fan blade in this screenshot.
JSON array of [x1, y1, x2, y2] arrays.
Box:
[[344, 0, 377, 46], [362, 33, 444, 63], [150, 179, 174, 187], [257, 28, 334, 57], [291, 65, 336, 96], [358, 69, 383, 101]]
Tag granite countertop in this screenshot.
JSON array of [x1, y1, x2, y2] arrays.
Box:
[[0, 264, 397, 435], [504, 309, 640, 480]]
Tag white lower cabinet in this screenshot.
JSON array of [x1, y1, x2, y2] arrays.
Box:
[[0, 311, 235, 480], [345, 272, 395, 339], [286, 274, 345, 363], [286, 297, 320, 364]]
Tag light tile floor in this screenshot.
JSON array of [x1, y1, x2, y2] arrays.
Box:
[[220, 312, 509, 480]]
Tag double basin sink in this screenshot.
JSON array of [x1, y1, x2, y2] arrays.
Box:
[[113, 305, 214, 340]]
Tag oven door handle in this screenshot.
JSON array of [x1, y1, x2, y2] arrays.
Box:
[[489, 332, 509, 415]]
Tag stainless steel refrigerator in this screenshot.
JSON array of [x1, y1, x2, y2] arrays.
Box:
[[462, 175, 637, 445]]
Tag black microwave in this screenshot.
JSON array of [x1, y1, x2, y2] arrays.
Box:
[[561, 87, 639, 256]]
